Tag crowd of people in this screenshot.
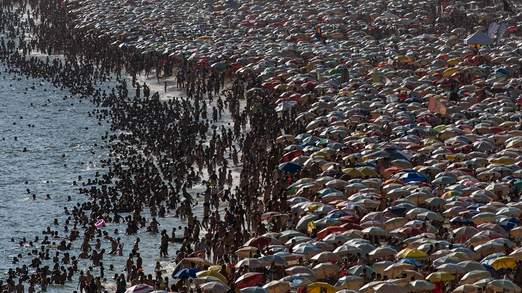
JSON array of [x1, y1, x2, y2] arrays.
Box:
[[0, 0, 278, 291], [0, 0, 521, 292]]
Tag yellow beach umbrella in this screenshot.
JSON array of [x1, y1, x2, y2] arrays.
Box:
[[443, 67, 459, 78], [491, 256, 517, 270], [307, 282, 336, 293], [397, 248, 428, 259], [426, 272, 455, 283], [194, 276, 224, 286], [196, 270, 228, 283]]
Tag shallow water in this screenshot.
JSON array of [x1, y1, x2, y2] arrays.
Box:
[[0, 69, 183, 291], [0, 65, 242, 292], [0, 65, 108, 289]]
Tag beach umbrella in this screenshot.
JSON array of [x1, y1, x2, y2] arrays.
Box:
[[296, 214, 318, 231], [258, 255, 286, 267], [474, 241, 505, 257], [400, 172, 428, 183], [310, 251, 339, 263], [322, 233, 350, 244], [491, 256, 517, 270], [401, 270, 425, 281], [317, 226, 346, 239], [196, 270, 228, 283], [397, 248, 427, 259], [453, 226, 479, 243], [285, 266, 315, 276], [279, 230, 306, 242], [362, 226, 389, 237], [236, 258, 265, 269], [240, 287, 268, 293], [268, 246, 290, 255], [384, 263, 416, 277], [276, 135, 295, 145], [125, 284, 154, 293], [335, 275, 364, 290], [453, 284, 480, 293], [417, 211, 443, 222], [194, 276, 224, 286], [473, 277, 496, 288], [173, 267, 198, 279], [307, 282, 336, 293], [236, 246, 259, 258], [472, 212, 496, 225], [369, 246, 398, 260], [460, 270, 491, 284], [384, 217, 409, 231], [245, 236, 281, 249], [436, 263, 464, 274], [285, 236, 312, 246], [359, 281, 386, 293], [487, 279, 522, 293], [235, 272, 265, 289], [278, 162, 302, 173], [348, 265, 374, 277], [500, 218, 519, 231], [293, 243, 322, 257], [457, 261, 486, 272], [373, 261, 394, 275], [276, 100, 298, 112], [312, 263, 339, 279], [426, 272, 455, 283], [263, 280, 290, 293], [409, 280, 435, 292], [200, 281, 230, 293], [373, 283, 406, 293], [511, 248, 522, 260], [280, 273, 315, 288], [464, 31, 493, 46]]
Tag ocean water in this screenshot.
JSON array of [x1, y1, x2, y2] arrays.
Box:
[[0, 65, 109, 289], [0, 51, 245, 292], [0, 64, 213, 292]]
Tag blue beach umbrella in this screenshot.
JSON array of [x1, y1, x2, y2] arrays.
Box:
[[399, 258, 422, 267], [278, 162, 301, 173], [173, 267, 198, 279], [400, 171, 428, 183], [499, 218, 519, 231]]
